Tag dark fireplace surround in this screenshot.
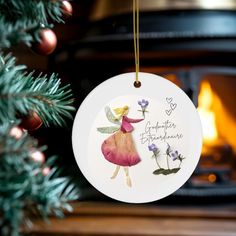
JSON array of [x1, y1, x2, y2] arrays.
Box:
[[50, 10, 236, 202]]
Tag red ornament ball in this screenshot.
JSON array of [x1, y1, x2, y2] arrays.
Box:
[[20, 111, 43, 131], [32, 29, 57, 55], [62, 1, 73, 18]]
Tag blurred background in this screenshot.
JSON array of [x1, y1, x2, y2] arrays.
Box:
[[11, 0, 236, 204]]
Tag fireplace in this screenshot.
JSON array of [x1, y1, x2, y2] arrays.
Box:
[[50, 5, 236, 201], [160, 69, 236, 198]]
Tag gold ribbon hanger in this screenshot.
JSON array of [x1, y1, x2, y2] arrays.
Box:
[[133, 0, 141, 88]]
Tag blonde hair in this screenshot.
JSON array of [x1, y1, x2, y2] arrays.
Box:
[[113, 105, 129, 119]]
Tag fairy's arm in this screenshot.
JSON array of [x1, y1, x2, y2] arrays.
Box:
[[124, 116, 143, 123]]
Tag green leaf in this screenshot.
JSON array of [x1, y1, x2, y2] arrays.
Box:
[[97, 126, 120, 134], [168, 168, 181, 174], [153, 168, 181, 175], [153, 168, 165, 175]]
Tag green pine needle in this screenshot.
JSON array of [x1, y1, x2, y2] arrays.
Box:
[[0, 0, 63, 48], [0, 54, 75, 127], [0, 2, 79, 236], [0, 125, 79, 236]]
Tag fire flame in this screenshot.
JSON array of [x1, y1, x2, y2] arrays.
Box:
[[197, 81, 218, 144], [197, 79, 236, 152]]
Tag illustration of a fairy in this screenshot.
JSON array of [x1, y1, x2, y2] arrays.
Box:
[[97, 105, 143, 187]]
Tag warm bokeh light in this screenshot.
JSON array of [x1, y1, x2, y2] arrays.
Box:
[[208, 173, 217, 183], [197, 81, 218, 144]]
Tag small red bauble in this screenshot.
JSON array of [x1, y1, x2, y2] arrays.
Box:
[[20, 111, 43, 131], [32, 29, 57, 55], [62, 1, 73, 18]]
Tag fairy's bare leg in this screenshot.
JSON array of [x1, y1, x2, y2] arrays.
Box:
[[111, 165, 120, 179], [124, 167, 132, 187]]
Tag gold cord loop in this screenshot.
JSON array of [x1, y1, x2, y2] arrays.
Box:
[[133, 0, 141, 88]]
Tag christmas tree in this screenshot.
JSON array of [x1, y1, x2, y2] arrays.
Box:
[[0, 1, 77, 236]]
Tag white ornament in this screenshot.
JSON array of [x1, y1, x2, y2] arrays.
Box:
[[72, 72, 202, 203]]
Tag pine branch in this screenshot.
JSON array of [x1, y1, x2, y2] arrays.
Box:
[[0, 0, 63, 24], [0, 19, 40, 48], [0, 2, 79, 236], [0, 54, 75, 127], [0, 0, 63, 48], [0, 125, 79, 236]]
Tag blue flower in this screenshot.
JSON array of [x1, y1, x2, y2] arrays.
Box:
[[149, 143, 162, 169], [138, 99, 149, 118], [138, 99, 149, 109], [148, 143, 160, 157], [148, 143, 157, 152], [170, 151, 179, 161], [166, 144, 185, 162]]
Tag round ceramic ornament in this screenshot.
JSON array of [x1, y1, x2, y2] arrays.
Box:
[[72, 72, 202, 203]]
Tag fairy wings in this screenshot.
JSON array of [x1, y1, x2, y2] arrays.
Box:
[[97, 106, 121, 134], [97, 106, 144, 134]]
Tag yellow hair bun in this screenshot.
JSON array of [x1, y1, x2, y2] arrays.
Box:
[[114, 105, 129, 116]]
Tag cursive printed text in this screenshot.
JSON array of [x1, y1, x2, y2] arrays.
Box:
[[140, 120, 183, 144]]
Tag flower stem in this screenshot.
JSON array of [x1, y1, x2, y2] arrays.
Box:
[[179, 161, 182, 168], [166, 155, 170, 170], [155, 157, 161, 169], [142, 108, 145, 119]]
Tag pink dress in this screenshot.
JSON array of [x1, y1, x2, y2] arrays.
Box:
[[101, 116, 143, 166]]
